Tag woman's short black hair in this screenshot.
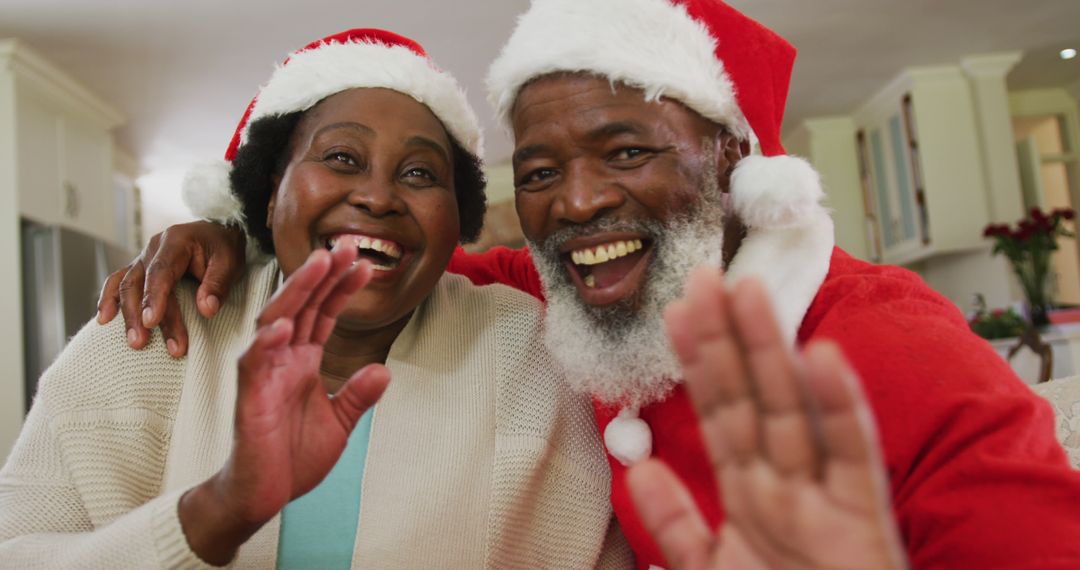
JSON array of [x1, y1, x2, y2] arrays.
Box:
[[230, 111, 487, 254]]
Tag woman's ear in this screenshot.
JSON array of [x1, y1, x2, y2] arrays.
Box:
[[266, 175, 282, 229]]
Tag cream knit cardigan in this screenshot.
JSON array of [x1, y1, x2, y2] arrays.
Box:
[[0, 260, 633, 569]]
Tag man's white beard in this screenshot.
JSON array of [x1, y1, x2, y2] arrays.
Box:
[[528, 172, 727, 409]]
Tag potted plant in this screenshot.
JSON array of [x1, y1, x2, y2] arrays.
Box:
[[969, 294, 1026, 340], [983, 207, 1076, 327]]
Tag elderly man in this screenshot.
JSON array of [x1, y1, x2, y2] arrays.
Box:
[[102, 0, 1080, 568]]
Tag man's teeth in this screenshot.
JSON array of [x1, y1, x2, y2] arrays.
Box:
[[584, 275, 596, 288], [570, 239, 644, 266], [326, 235, 403, 260]]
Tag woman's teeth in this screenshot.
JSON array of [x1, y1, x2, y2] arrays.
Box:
[[570, 239, 644, 266], [325, 234, 403, 270]]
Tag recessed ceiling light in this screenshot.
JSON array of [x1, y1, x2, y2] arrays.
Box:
[[1062, 48, 1078, 60]]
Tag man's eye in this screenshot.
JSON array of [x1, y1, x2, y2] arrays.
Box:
[[518, 168, 557, 188], [613, 148, 649, 161]]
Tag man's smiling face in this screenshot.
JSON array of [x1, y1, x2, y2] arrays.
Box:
[[510, 73, 746, 405]]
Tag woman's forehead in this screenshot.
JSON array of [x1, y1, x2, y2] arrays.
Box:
[[300, 87, 451, 146]]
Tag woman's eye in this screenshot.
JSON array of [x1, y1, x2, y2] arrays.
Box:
[[326, 152, 359, 167], [403, 167, 437, 183]]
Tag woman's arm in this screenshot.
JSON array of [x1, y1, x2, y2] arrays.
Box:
[[0, 316, 216, 568], [4, 246, 389, 567]]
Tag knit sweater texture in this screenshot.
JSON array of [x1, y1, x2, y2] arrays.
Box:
[[0, 259, 633, 569]]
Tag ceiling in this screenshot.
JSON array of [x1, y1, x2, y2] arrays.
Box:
[[2, 0, 1080, 225]]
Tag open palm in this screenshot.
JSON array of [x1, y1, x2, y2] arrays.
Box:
[[629, 267, 908, 570], [217, 245, 390, 525]]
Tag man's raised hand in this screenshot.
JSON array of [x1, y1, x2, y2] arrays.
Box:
[[629, 267, 907, 570]]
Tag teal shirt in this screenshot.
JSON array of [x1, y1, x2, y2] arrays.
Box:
[[275, 409, 374, 569]]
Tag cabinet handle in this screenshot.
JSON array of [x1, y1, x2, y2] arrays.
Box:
[[63, 181, 80, 219]]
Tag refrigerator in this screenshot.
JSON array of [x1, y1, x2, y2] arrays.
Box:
[[21, 220, 134, 411]]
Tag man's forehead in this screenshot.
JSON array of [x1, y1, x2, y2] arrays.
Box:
[[514, 72, 648, 110], [512, 72, 718, 133]]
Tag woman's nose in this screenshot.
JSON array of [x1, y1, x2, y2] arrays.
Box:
[[346, 177, 406, 217]]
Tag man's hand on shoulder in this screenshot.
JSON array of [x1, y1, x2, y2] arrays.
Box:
[[96, 221, 247, 357]]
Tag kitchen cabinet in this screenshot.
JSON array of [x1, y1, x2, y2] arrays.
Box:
[[2, 39, 124, 245], [854, 67, 991, 265]]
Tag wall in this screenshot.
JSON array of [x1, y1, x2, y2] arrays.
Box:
[[0, 64, 23, 460], [908, 248, 1016, 311]]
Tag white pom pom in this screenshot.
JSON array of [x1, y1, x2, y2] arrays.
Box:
[[181, 160, 244, 226], [730, 154, 826, 229], [603, 409, 652, 467]]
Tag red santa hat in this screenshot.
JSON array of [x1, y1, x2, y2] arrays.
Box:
[[183, 28, 483, 225], [487, 0, 834, 339], [487, 0, 826, 232]]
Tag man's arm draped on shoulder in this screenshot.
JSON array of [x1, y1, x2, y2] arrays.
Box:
[[447, 246, 544, 300], [97, 222, 547, 358]]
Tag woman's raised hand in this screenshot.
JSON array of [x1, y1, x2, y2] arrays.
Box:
[[178, 244, 390, 565], [628, 268, 907, 570]]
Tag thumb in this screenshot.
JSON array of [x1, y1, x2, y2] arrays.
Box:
[[332, 364, 390, 431]]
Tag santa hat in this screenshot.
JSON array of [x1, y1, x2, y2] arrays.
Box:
[[488, 0, 828, 231], [183, 28, 483, 225]]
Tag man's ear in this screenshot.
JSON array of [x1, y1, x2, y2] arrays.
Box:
[[715, 131, 746, 193]]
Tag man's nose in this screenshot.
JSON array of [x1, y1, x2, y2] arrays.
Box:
[[346, 176, 406, 217], [553, 162, 624, 224]]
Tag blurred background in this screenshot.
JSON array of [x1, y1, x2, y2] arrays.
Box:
[[2, 0, 1080, 455]]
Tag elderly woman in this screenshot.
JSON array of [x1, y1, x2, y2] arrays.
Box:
[[0, 29, 630, 569]]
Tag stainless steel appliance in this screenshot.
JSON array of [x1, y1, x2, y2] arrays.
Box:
[[21, 220, 133, 411]]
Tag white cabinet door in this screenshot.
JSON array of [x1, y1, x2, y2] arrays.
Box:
[[14, 85, 62, 226], [863, 112, 926, 263], [59, 111, 114, 242]]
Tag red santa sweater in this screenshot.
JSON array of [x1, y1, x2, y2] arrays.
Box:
[[448, 246, 1080, 569]]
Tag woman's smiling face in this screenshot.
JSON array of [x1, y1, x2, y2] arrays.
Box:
[[268, 87, 461, 331]]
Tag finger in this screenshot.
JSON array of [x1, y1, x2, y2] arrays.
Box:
[[331, 363, 390, 431], [158, 293, 189, 359], [196, 250, 243, 319], [255, 249, 333, 329], [715, 463, 808, 570], [237, 317, 293, 388], [292, 244, 358, 344], [118, 262, 150, 349], [141, 245, 188, 329], [730, 278, 819, 478], [627, 459, 715, 570], [803, 341, 891, 514], [97, 268, 126, 324], [667, 267, 758, 467], [309, 260, 375, 345]]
